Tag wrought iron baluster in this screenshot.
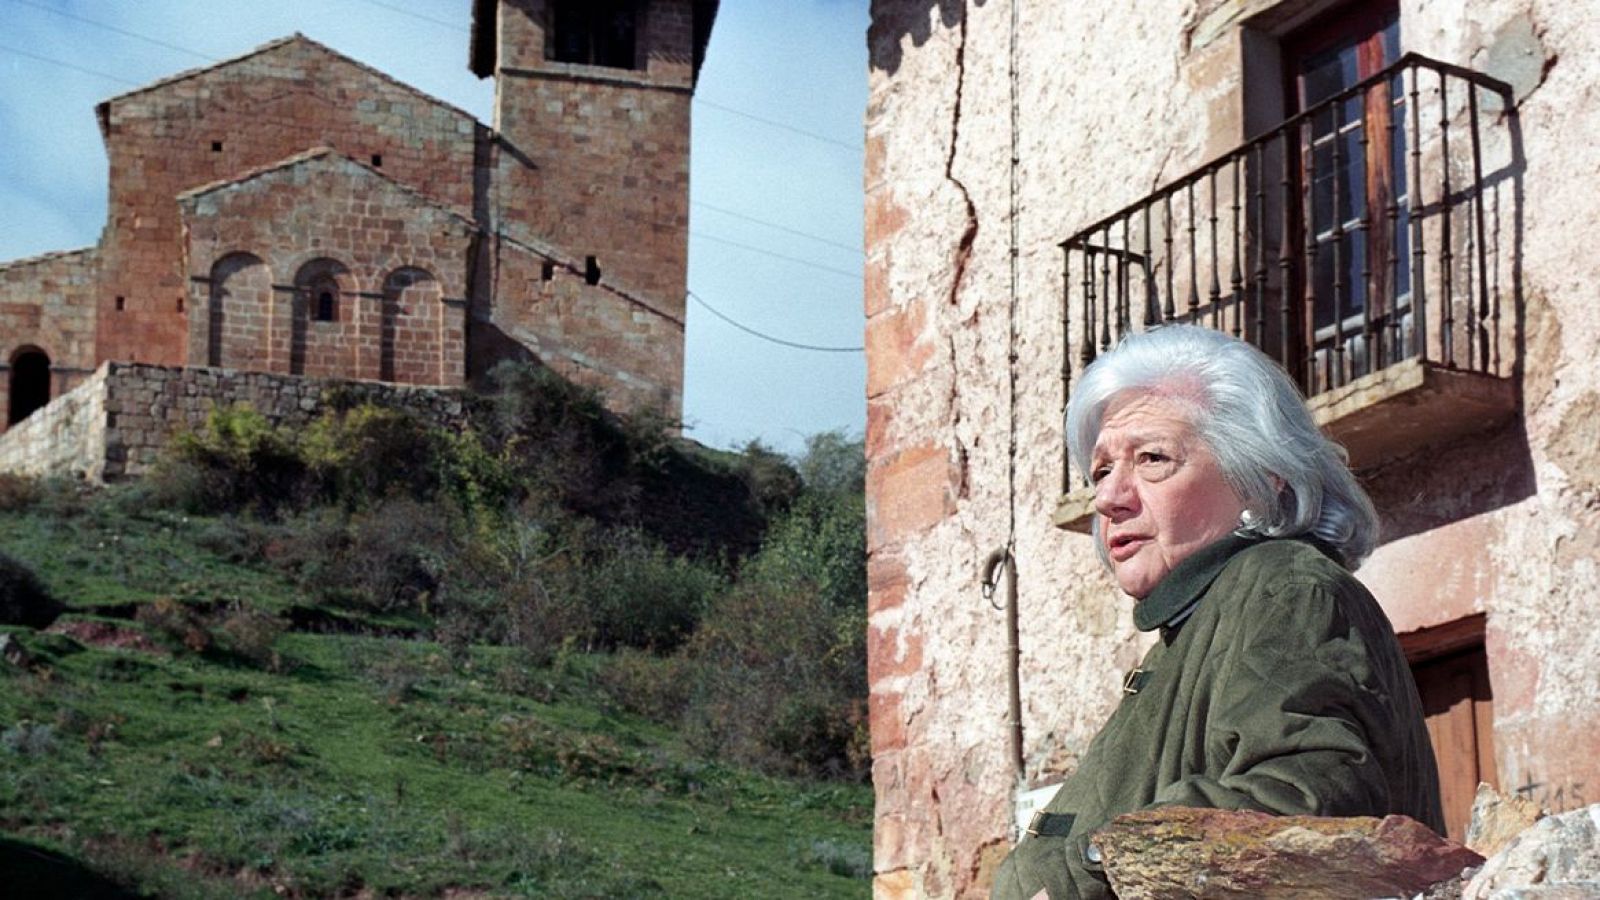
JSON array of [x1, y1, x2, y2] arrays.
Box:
[[1163, 192, 1175, 322], [1279, 124, 1295, 379], [1209, 167, 1222, 328], [1469, 83, 1491, 375], [1254, 141, 1268, 349], [1188, 182, 1200, 323], [1143, 203, 1157, 326], [1231, 156, 1244, 338], [1118, 219, 1131, 338], [1303, 117, 1319, 390], [1088, 243, 1100, 366], [1101, 228, 1113, 353], [1409, 62, 1428, 363], [1061, 243, 1072, 494], [1439, 70, 1455, 368], [1358, 83, 1374, 379], [1385, 68, 1402, 367], [1331, 93, 1347, 389]]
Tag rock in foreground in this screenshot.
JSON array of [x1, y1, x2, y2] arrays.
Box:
[[1463, 803, 1600, 899], [1096, 807, 1483, 899]]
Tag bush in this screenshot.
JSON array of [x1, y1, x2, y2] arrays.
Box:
[[679, 472, 868, 781], [215, 604, 287, 671], [683, 579, 867, 780], [136, 598, 212, 654], [150, 404, 310, 516], [795, 430, 865, 497], [597, 648, 692, 722], [0, 551, 63, 629], [579, 537, 722, 652], [0, 473, 42, 512]]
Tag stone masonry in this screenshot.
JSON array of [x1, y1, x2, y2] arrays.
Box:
[[864, 1, 1600, 897], [0, 361, 469, 483], [1, 1, 717, 445]]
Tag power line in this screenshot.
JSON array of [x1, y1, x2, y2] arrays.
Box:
[[6, 0, 219, 63], [0, 43, 142, 87], [694, 199, 862, 255], [5, 0, 861, 158], [693, 97, 860, 152], [342, 0, 471, 33], [691, 231, 861, 280], [688, 291, 862, 354]]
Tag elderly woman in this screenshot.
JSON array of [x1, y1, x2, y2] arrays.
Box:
[[993, 325, 1442, 900]]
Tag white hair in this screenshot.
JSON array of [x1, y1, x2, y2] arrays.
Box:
[[1065, 324, 1379, 569]]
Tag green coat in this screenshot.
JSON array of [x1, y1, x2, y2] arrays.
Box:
[[992, 536, 1443, 899]]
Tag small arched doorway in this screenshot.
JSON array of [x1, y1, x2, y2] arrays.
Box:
[[7, 347, 52, 426]]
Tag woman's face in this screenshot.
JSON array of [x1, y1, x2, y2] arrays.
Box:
[[1090, 392, 1247, 599]]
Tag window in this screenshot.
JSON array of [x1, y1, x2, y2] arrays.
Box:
[[550, 1, 638, 70], [1285, 2, 1409, 374], [307, 276, 341, 323]]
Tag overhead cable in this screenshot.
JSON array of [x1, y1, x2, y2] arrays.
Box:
[[0, 43, 141, 86], [691, 231, 861, 280], [6, 0, 219, 62], [688, 291, 862, 354], [694, 199, 863, 255]]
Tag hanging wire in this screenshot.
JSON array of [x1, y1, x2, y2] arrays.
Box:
[[688, 291, 863, 353]]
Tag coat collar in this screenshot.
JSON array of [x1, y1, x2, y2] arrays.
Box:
[[1133, 532, 1343, 633], [1133, 532, 1262, 633]]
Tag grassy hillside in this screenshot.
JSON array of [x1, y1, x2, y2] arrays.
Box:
[[0, 495, 870, 899], [0, 374, 871, 898]]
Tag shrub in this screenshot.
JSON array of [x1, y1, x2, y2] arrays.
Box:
[[136, 597, 212, 654], [597, 648, 692, 722], [0, 551, 63, 629], [680, 476, 868, 781], [1, 721, 57, 756], [0, 473, 42, 511], [682, 579, 867, 780], [151, 404, 310, 516], [215, 604, 287, 671], [795, 430, 866, 497], [797, 838, 873, 880], [579, 536, 722, 652]]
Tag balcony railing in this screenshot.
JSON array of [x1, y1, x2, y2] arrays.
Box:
[[1058, 53, 1519, 506]]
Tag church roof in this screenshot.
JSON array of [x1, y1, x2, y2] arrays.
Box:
[[96, 33, 478, 131]]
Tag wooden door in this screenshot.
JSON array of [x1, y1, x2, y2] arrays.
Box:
[[1412, 645, 1497, 841]]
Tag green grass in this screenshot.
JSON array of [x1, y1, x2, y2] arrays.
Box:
[[0, 501, 871, 898]]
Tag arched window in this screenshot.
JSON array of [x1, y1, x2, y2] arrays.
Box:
[[311, 277, 340, 323], [7, 347, 52, 426]]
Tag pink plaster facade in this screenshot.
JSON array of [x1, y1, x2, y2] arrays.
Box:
[[863, 1, 1600, 896]]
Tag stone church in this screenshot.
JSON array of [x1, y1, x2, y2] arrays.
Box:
[[863, 0, 1600, 896], [0, 0, 717, 433]]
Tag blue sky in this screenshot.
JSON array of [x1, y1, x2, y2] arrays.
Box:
[[0, 0, 869, 456]]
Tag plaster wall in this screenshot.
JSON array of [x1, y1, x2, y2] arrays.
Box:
[[863, 1, 1600, 896]]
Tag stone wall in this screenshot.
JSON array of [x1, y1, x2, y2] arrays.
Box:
[[95, 34, 483, 368], [486, 236, 684, 416], [863, 1, 1600, 897], [179, 150, 473, 388], [0, 364, 110, 481], [486, 0, 695, 413], [2, 3, 709, 431], [0, 248, 101, 428], [0, 362, 468, 483]]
